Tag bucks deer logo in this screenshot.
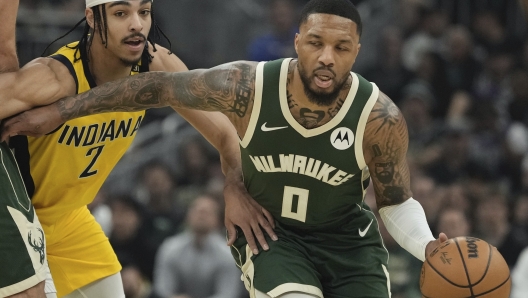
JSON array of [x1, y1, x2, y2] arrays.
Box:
[[28, 228, 45, 265]]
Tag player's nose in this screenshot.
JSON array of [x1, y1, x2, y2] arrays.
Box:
[[318, 45, 336, 67], [129, 13, 143, 32]]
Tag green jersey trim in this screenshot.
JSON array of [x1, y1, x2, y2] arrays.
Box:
[[0, 147, 31, 212], [240, 62, 266, 148], [354, 83, 380, 169], [278, 58, 360, 138]]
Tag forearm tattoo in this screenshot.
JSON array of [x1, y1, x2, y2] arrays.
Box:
[[366, 92, 412, 208], [56, 62, 257, 121]]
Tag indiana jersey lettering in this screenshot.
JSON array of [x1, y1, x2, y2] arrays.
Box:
[[12, 41, 145, 224], [9, 41, 148, 296]]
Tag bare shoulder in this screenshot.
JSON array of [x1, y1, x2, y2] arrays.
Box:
[[187, 60, 259, 100], [199, 61, 259, 103], [18, 57, 76, 96], [23, 57, 70, 77], [207, 60, 259, 78], [0, 56, 76, 118], [364, 92, 408, 153], [147, 42, 187, 72]]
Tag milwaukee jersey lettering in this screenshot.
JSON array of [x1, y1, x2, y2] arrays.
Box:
[[240, 59, 380, 231]]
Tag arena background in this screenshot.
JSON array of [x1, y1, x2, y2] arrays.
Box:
[[14, 0, 528, 297]]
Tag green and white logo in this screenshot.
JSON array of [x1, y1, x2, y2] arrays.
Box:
[[28, 228, 45, 265], [331, 127, 354, 150]]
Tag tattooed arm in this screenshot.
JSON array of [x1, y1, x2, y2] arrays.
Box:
[[69, 62, 257, 135], [1, 61, 258, 139], [363, 91, 412, 209], [363, 91, 447, 260]]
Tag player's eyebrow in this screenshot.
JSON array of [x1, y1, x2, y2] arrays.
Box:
[[109, 0, 151, 8], [307, 33, 322, 39], [109, 1, 131, 8], [308, 34, 352, 44], [338, 39, 352, 44]]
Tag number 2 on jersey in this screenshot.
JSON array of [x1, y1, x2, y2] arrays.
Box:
[[80, 145, 105, 178], [281, 186, 309, 222]]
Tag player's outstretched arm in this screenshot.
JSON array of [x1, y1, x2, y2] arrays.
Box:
[[65, 62, 256, 129], [1, 61, 257, 139], [363, 91, 447, 261]]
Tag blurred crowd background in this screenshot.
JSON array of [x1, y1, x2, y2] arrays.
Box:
[[14, 0, 528, 297]]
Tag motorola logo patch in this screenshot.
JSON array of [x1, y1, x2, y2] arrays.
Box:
[[330, 127, 354, 150]]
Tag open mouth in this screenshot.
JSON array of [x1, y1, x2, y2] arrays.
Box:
[[124, 39, 144, 46], [314, 74, 334, 88]]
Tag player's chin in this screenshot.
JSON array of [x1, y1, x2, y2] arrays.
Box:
[[120, 54, 142, 66], [310, 83, 336, 95]]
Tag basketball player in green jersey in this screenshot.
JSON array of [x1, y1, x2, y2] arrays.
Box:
[[3, 0, 448, 297], [0, 0, 56, 297]]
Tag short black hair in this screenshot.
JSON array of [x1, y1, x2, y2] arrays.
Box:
[[299, 0, 362, 37]]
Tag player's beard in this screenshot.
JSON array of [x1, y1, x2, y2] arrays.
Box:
[[297, 61, 348, 106], [119, 32, 147, 66], [119, 56, 142, 67]]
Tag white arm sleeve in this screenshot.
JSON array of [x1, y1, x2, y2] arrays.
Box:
[[378, 198, 435, 261]]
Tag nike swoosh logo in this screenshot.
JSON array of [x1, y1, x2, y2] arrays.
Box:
[[261, 122, 288, 132], [359, 219, 374, 237]]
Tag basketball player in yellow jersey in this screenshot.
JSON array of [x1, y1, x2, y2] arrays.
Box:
[[0, 0, 276, 297]]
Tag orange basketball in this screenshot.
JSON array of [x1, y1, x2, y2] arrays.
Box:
[[420, 236, 511, 298]]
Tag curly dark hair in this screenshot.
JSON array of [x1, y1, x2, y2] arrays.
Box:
[[42, 1, 172, 63]]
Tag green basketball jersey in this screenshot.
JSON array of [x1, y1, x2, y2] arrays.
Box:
[[240, 58, 380, 231], [0, 141, 46, 293], [0, 141, 34, 221]]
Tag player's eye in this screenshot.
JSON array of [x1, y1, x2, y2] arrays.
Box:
[[114, 11, 126, 17], [309, 41, 321, 47], [140, 9, 151, 16]]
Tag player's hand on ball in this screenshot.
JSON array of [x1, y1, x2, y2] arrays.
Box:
[[425, 232, 449, 258], [223, 177, 277, 255]]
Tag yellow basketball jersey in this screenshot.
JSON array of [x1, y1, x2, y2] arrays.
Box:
[[12, 42, 145, 225]]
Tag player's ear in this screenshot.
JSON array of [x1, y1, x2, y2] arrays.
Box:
[[355, 43, 361, 58], [86, 7, 95, 29], [294, 33, 300, 55]]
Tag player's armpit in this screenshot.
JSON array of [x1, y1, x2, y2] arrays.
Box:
[[363, 91, 413, 209], [0, 57, 75, 119]]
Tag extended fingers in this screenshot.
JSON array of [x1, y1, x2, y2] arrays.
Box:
[[251, 221, 269, 252], [261, 207, 276, 230], [225, 221, 237, 247], [241, 225, 260, 255], [257, 213, 277, 242]]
